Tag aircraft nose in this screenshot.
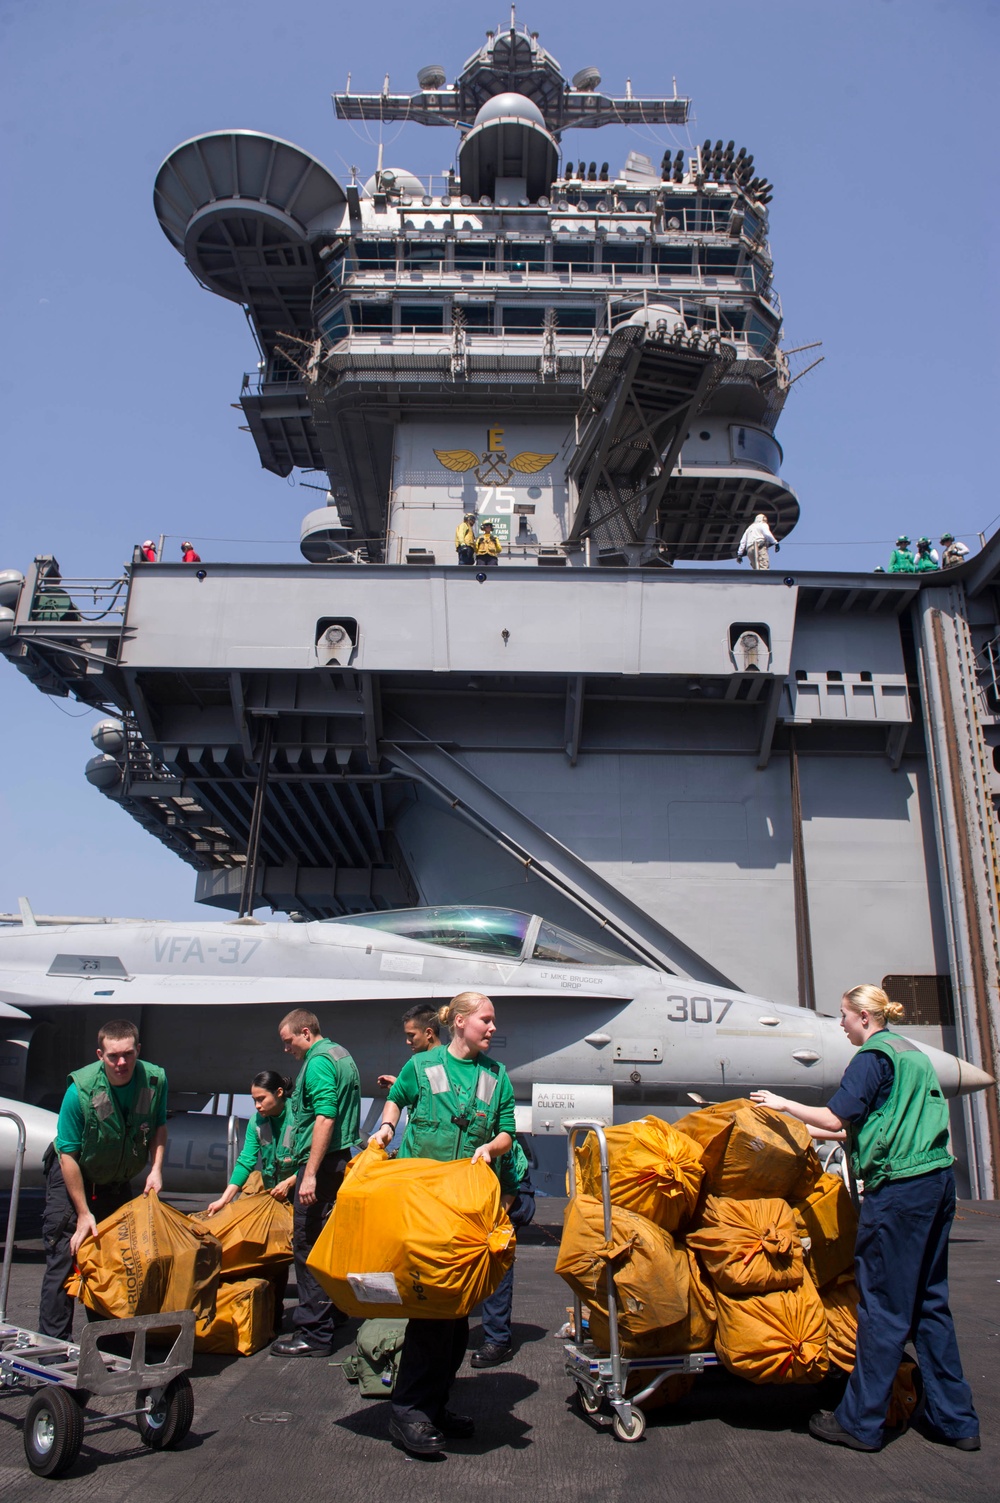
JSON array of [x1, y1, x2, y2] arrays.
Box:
[[957, 1057, 996, 1096]]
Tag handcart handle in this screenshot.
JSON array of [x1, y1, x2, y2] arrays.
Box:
[[0, 1110, 26, 1324]]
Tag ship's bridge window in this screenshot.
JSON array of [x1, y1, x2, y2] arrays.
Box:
[[403, 240, 446, 270], [400, 303, 445, 331], [455, 241, 496, 272], [460, 303, 495, 330], [718, 307, 747, 334], [501, 306, 546, 332], [354, 240, 397, 271], [503, 242, 546, 273], [602, 243, 644, 273], [552, 241, 594, 274], [556, 308, 597, 331], [349, 302, 393, 331], [328, 906, 532, 957], [699, 246, 741, 274], [653, 245, 693, 273], [530, 921, 632, 966], [747, 312, 778, 355]]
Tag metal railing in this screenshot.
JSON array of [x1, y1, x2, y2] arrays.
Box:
[[27, 576, 129, 627]]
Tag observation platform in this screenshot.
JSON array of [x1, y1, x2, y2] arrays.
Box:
[[0, 1190, 995, 1503]]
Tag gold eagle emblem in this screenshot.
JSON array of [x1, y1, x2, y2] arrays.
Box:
[[433, 447, 556, 484]]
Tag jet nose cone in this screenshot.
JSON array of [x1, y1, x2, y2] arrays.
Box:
[[957, 1057, 996, 1096]]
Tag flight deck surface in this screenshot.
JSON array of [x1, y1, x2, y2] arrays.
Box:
[[0, 1193, 994, 1503]]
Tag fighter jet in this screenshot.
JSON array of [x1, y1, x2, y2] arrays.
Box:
[[1, 903, 992, 1172]]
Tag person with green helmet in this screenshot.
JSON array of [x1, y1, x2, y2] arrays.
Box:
[[914, 536, 940, 572], [940, 532, 970, 569], [369, 990, 516, 1456], [751, 984, 979, 1454], [887, 536, 915, 573], [38, 1018, 167, 1339], [271, 1008, 361, 1358]]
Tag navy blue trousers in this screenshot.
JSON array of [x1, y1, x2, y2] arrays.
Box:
[[836, 1166, 978, 1446], [479, 1186, 535, 1346]]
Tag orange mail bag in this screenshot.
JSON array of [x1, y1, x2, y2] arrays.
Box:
[[69, 1193, 221, 1323], [821, 1272, 859, 1372], [574, 1117, 704, 1232], [306, 1146, 514, 1319], [674, 1099, 821, 1202], [791, 1172, 858, 1290], [195, 1277, 274, 1356], [190, 1190, 294, 1276], [686, 1196, 804, 1296], [555, 1194, 689, 1337], [714, 1270, 829, 1385], [587, 1248, 716, 1358]]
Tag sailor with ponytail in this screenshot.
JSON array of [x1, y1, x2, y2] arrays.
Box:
[[752, 985, 979, 1453], [370, 990, 517, 1456]]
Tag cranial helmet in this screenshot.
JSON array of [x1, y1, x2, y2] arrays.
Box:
[[896, 535, 910, 546], [918, 537, 931, 547], [940, 532, 955, 543]]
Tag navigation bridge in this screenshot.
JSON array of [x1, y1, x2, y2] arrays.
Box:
[[152, 18, 796, 563]]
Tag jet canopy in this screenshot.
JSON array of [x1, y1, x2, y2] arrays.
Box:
[[324, 905, 635, 965]]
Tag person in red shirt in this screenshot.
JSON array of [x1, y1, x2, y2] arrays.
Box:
[[139, 540, 157, 563], [181, 541, 201, 563]]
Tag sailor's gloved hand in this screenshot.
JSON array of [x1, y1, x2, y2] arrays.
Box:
[[774, 543, 780, 553]]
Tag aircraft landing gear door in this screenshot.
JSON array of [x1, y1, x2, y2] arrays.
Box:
[[531, 1084, 614, 1136]]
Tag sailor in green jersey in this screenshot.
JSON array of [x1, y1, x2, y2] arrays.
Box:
[[205, 1068, 296, 1337], [753, 984, 979, 1453], [271, 1008, 361, 1358], [375, 1002, 533, 1369], [371, 990, 515, 1456], [39, 1018, 168, 1339], [205, 1070, 297, 1211]]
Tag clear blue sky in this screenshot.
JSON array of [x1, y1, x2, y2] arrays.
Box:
[[0, 0, 996, 921]]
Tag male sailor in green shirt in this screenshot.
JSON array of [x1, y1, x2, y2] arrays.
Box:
[[271, 1008, 361, 1357], [39, 1018, 168, 1338]]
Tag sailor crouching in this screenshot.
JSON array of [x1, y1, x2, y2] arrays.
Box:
[[39, 1018, 168, 1339]]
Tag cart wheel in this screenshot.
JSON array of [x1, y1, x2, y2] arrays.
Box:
[[24, 1385, 85, 1477], [137, 1375, 194, 1450], [612, 1406, 646, 1442], [577, 1385, 602, 1416]]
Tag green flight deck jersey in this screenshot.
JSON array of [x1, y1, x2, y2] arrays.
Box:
[[848, 1030, 953, 1191], [57, 1059, 168, 1184], [388, 1045, 516, 1164], [288, 1037, 361, 1165], [229, 1099, 297, 1189]]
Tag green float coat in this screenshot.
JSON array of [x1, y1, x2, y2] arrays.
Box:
[[388, 1045, 515, 1163], [230, 1099, 297, 1188], [849, 1031, 954, 1191], [289, 1037, 361, 1164], [65, 1059, 167, 1183]]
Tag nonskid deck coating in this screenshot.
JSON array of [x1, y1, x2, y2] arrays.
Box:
[[0, 1192, 995, 1503]]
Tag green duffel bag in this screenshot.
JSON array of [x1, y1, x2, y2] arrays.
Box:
[[342, 1318, 408, 1398]]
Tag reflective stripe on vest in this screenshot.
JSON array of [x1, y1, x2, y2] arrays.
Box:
[[476, 1072, 497, 1105], [425, 1064, 449, 1094]]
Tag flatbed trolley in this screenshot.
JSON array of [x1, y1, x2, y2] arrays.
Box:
[[562, 1120, 718, 1442], [0, 1109, 196, 1477]]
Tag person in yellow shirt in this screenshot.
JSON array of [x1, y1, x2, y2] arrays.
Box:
[[455, 513, 476, 565], [475, 522, 501, 565]]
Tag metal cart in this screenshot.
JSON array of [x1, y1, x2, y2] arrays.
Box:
[[562, 1120, 718, 1443], [0, 1108, 197, 1477]]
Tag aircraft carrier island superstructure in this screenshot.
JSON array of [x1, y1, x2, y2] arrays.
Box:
[[1, 20, 998, 1192]]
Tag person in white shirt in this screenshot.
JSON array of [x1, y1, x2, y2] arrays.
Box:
[[737, 513, 779, 570], [940, 533, 970, 570]]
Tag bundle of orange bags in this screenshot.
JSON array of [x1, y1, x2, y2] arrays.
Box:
[[557, 1101, 861, 1395]]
